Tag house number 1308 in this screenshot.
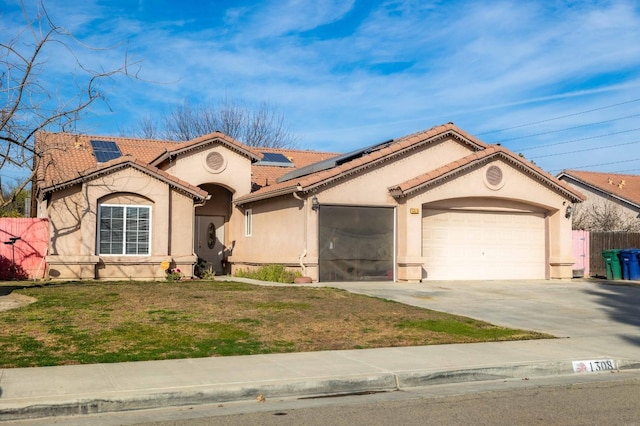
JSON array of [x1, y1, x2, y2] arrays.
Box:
[[572, 359, 616, 373]]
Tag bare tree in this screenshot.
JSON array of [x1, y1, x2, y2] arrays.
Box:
[[0, 1, 135, 209], [123, 98, 299, 148], [572, 200, 640, 232]]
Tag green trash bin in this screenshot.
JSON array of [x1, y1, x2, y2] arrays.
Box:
[[602, 249, 622, 280]]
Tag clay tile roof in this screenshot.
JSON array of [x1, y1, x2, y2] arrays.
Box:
[[235, 122, 491, 205], [558, 169, 640, 206], [251, 147, 339, 189], [35, 132, 180, 188], [389, 145, 585, 202], [35, 130, 341, 200], [392, 122, 489, 151]]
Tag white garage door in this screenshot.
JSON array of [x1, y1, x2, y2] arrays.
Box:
[[422, 209, 546, 280]]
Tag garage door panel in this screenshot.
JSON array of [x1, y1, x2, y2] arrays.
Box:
[[422, 209, 545, 280]]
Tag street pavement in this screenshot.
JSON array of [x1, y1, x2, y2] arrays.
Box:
[[1, 278, 639, 421]]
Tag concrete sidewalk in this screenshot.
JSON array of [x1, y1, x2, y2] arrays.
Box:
[[1, 278, 640, 421], [2, 339, 639, 421]]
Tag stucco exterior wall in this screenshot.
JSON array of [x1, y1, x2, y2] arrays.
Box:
[[48, 185, 90, 256], [45, 168, 197, 280], [169, 189, 198, 274], [229, 194, 308, 271], [396, 159, 574, 280], [319, 138, 473, 205], [196, 185, 233, 217], [229, 146, 576, 282]]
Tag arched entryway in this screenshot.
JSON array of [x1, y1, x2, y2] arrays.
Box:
[[195, 184, 233, 275]]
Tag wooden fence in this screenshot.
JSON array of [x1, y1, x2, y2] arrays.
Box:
[[588, 231, 640, 278], [0, 218, 49, 280]]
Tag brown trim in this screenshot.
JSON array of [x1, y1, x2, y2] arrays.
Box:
[[149, 134, 261, 167]]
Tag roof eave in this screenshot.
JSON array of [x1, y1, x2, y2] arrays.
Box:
[[149, 136, 261, 167], [391, 152, 585, 203], [234, 185, 302, 206], [39, 161, 207, 201]]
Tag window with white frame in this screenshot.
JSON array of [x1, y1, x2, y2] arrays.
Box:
[[98, 204, 151, 255], [244, 209, 252, 237]]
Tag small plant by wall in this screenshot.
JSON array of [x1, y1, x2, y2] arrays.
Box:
[[235, 264, 301, 283], [165, 268, 183, 282]]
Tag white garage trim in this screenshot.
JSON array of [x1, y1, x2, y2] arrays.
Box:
[[422, 209, 546, 280]]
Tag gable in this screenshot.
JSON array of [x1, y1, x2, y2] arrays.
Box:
[[390, 147, 585, 205], [38, 157, 207, 202], [161, 144, 254, 195], [403, 157, 575, 210], [313, 136, 475, 205], [235, 123, 488, 205]]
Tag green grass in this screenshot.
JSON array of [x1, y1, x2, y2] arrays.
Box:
[[0, 281, 552, 367], [396, 319, 530, 339]]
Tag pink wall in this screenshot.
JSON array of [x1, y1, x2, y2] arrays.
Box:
[[0, 218, 49, 279]]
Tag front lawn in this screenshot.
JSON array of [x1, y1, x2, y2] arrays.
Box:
[[0, 281, 551, 367]]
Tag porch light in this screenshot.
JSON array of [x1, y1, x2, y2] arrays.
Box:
[[311, 196, 320, 211], [565, 205, 573, 218]]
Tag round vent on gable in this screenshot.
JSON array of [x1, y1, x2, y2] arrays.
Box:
[[204, 152, 226, 174], [484, 165, 505, 190]]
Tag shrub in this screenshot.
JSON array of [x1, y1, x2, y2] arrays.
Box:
[[200, 269, 216, 280], [166, 268, 183, 282], [235, 264, 301, 283], [0, 255, 28, 280]]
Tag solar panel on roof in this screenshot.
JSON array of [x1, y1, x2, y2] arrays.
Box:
[[276, 139, 394, 183], [91, 140, 122, 163], [256, 152, 294, 167]]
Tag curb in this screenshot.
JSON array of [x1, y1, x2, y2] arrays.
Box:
[[2, 359, 640, 421]]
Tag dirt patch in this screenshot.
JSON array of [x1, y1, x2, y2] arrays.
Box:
[[0, 293, 36, 312]]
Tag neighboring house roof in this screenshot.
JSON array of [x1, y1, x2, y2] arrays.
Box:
[[390, 145, 585, 203], [557, 169, 640, 208]]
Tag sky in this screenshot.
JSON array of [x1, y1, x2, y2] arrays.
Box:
[[2, 0, 640, 185]]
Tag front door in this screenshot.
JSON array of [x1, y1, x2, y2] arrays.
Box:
[[195, 215, 225, 275]]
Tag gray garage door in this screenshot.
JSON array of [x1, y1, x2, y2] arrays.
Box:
[[319, 205, 394, 282]]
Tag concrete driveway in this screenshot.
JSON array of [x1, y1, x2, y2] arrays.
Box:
[[317, 279, 640, 353]]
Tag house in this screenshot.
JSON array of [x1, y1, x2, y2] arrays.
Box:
[[557, 170, 640, 230], [34, 123, 584, 282]]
